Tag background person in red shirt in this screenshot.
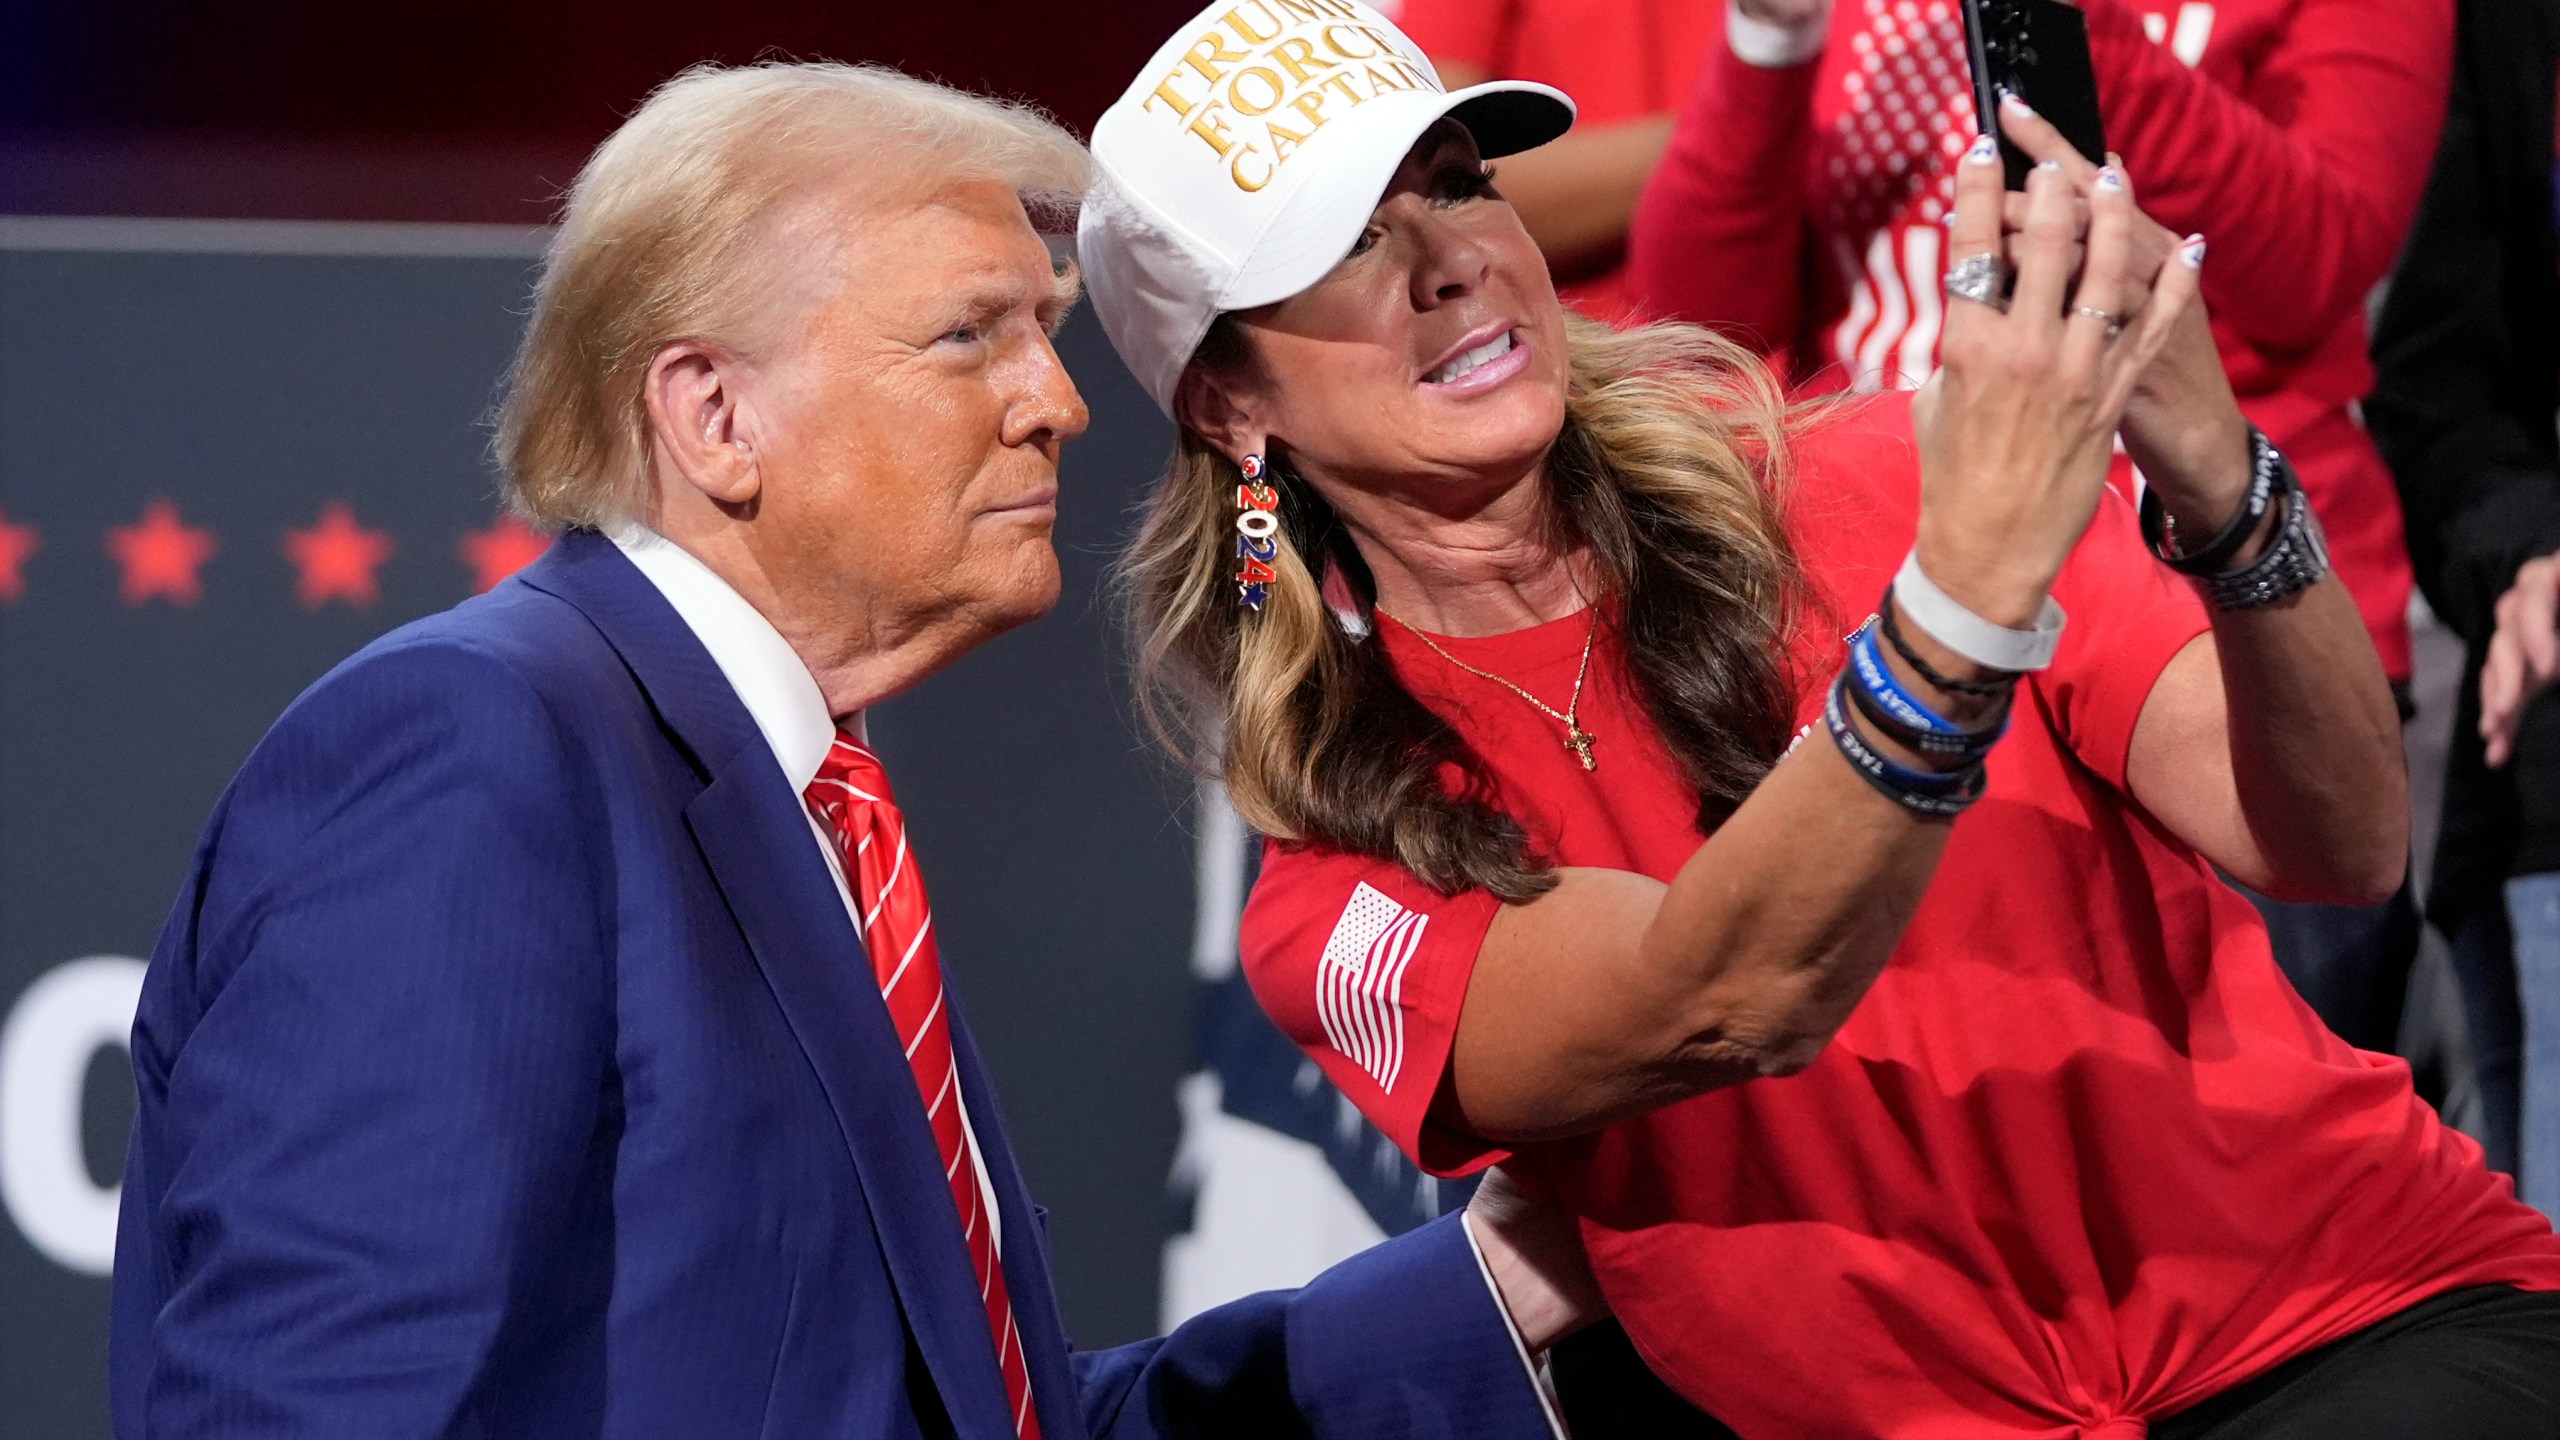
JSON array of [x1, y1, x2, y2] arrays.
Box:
[[1628, 0, 2453, 1062], [1081, 0, 2560, 1430], [1396, 0, 1723, 323]]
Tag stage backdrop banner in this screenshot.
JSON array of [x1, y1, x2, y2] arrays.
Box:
[[0, 216, 1256, 1437]]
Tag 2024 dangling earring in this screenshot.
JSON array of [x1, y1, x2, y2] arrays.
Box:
[[1235, 452, 1279, 611]]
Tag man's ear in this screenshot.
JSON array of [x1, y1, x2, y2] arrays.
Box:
[[1173, 364, 1266, 471], [642, 342, 760, 508]]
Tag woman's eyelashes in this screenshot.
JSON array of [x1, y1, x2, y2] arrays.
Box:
[[1432, 162, 1499, 207], [1345, 161, 1497, 256]]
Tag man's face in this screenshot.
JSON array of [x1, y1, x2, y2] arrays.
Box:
[[743, 173, 1088, 675]]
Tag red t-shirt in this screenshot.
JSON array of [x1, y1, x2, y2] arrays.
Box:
[[1626, 0, 2450, 680], [1396, 0, 1722, 323], [1240, 393, 2560, 1437]]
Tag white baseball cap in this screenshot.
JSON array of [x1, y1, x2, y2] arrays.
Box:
[[1078, 0, 1575, 415]]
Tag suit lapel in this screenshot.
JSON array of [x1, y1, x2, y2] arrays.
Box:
[[519, 532, 1019, 1437]]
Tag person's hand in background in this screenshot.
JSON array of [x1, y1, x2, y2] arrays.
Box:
[[2481, 554, 2560, 766], [1732, 0, 1831, 26]]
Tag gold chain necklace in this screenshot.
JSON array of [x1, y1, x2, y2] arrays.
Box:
[[1376, 604, 1602, 771]]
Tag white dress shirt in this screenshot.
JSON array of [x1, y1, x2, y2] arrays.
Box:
[[610, 525, 1001, 1250]]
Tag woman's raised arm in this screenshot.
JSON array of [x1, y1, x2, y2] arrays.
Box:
[[1981, 100, 2410, 904], [1449, 137, 2204, 1142]]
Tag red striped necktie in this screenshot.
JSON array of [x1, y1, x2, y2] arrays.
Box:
[[804, 735, 1040, 1439]]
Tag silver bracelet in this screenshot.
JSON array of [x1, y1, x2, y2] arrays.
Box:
[[2198, 479, 2331, 611], [1892, 550, 2067, 672]]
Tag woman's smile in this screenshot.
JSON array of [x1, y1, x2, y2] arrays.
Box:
[[1421, 325, 1529, 393]]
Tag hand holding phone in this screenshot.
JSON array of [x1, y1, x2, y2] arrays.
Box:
[[1962, 0, 2109, 189]]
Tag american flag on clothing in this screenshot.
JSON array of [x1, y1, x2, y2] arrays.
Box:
[[1315, 883, 1428, 1095], [1162, 784, 1469, 1329]]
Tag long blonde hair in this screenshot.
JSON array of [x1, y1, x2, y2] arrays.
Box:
[[1123, 312, 1810, 902]]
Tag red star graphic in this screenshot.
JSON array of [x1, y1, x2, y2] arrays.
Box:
[[107, 500, 218, 607], [284, 502, 395, 609], [0, 506, 39, 602], [460, 514, 550, 593]]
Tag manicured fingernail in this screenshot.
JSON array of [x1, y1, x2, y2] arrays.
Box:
[[1965, 133, 1999, 165], [2094, 166, 2124, 192], [2000, 90, 2036, 118], [2179, 233, 2207, 268], [2036, 159, 2063, 174]]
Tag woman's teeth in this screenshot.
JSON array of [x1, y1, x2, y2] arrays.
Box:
[[1426, 331, 1515, 384]]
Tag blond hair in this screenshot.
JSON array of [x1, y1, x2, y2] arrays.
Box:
[[497, 61, 1091, 531], [1123, 313, 1811, 902]]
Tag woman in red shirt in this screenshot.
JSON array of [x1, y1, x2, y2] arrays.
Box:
[[1080, 2, 2560, 1432]]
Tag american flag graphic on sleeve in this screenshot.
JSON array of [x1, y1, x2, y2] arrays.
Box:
[[1315, 883, 1428, 1094]]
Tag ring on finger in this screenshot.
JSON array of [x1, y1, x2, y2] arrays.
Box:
[[2073, 304, 2125, 339], [1943, 252, 2010, 312]]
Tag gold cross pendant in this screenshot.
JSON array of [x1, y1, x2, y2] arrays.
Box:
[[1566, 726, 1598, 772]]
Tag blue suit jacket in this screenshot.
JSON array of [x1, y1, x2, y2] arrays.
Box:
[[111, 531, 1554, 1440]]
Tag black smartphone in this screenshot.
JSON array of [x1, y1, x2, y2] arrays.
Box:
[[1961, 0, 2109, 189]]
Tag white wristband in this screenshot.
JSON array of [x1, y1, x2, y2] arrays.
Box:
[[1893, 550, 2066, 672], [1727, 0, 1833, 68]]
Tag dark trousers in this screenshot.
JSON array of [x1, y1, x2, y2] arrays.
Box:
[[2246, 877, 2424, 1055], [2151, 1285, 2560, 1439], [2446, 896, 2526, 1180], [1552, 1287, 2560, 1438]]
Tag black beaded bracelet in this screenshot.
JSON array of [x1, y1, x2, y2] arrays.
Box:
[[1878, 589, 2019, 698], [2199, 480, 2332, 611], [2138, 426, 2282, 576]]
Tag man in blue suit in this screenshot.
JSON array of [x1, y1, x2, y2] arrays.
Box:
[[110, 61, 1590, 1439]]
